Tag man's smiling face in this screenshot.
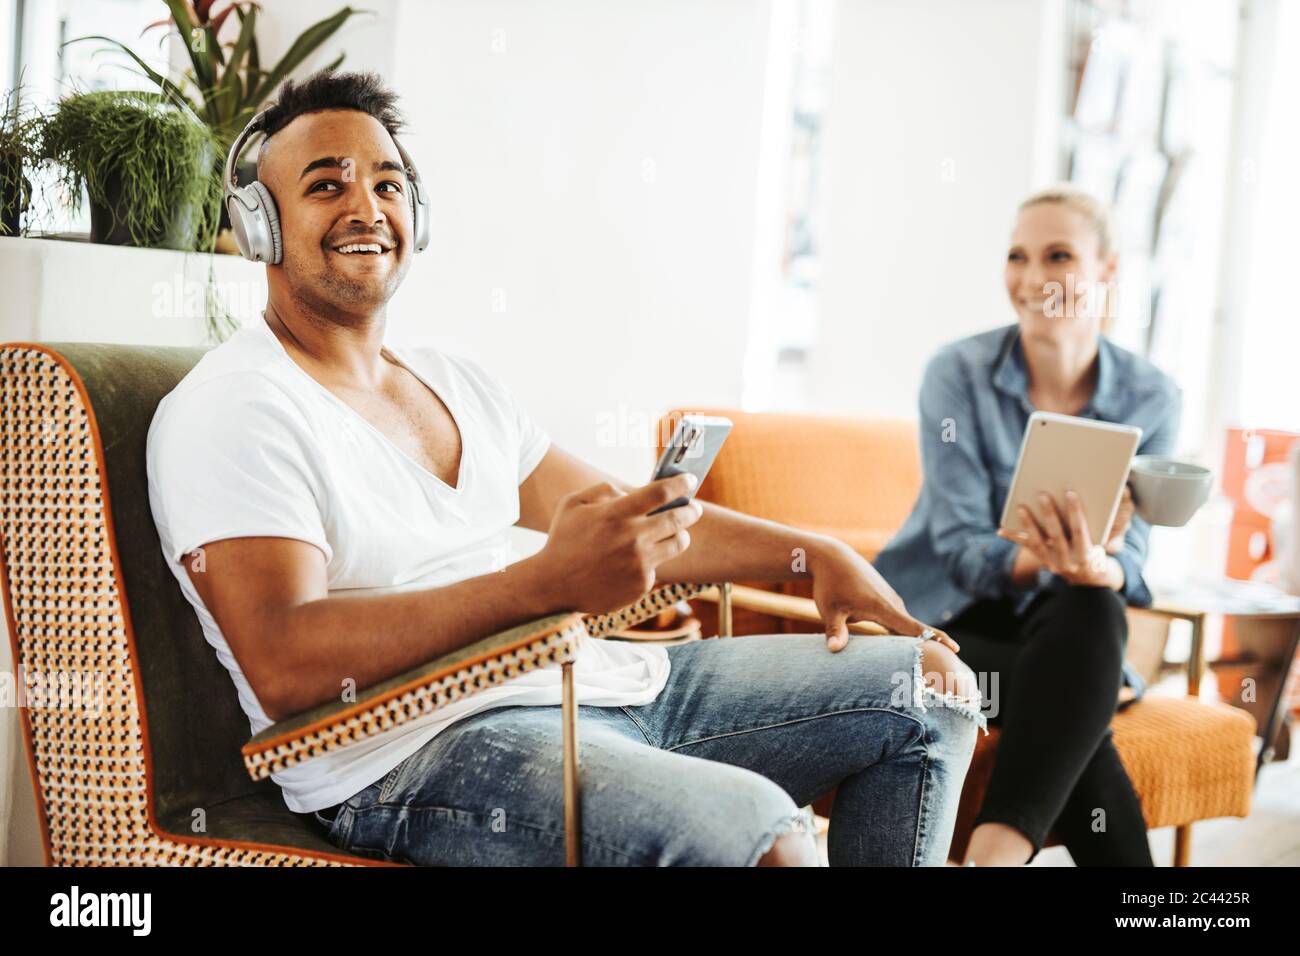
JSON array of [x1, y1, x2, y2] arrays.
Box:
[[257, 109, 414, 314]]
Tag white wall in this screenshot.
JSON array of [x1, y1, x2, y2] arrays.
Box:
[[384, 0, 774, 482], [248, 0, 402, 81], [809, 0, 1064, 419]]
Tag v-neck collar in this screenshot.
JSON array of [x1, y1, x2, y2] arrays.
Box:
[[254, 314, 469, 494]]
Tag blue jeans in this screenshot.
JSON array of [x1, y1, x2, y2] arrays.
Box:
[[315, 633, 986, 866]]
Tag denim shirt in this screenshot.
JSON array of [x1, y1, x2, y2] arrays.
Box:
[[872, 324, 1183, 628]]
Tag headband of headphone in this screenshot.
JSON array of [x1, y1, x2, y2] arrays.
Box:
[[222, 108, 431, 264]]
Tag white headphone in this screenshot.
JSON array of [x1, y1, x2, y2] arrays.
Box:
[[222, 109, 431, 264]]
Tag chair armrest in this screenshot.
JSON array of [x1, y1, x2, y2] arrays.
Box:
[[1127, 602, 1209, 695], [242, 582, 714, 780], [583, 581, 714, 637], [695, 584, 889, 636], [1129, 601, 1208, 624], [242, 612, 588, 781]]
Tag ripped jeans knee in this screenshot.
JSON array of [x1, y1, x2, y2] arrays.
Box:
[[747, 804, 819, 866], [910, 639, 990, 737]]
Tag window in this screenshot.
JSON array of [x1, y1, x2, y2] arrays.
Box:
[[741, 0, 834, 411], [1232, 0, 1300, 433]]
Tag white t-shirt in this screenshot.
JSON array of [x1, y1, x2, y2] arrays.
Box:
[[146, 316, 670, 813]]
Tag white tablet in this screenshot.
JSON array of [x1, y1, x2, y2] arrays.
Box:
[[999, 412, 1142, 545]]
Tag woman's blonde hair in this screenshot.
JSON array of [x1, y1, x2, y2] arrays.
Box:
[[1018, 184, 1116, 260]]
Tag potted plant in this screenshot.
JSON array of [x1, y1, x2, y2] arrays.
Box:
[[0, 81, 45, 237], [42, 90, 224, 251]]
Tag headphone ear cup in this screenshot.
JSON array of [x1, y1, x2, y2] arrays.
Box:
[[248, 181, 283, 264], [391, 134, 429, 253], [410, 184, 430, 254], [409, 192, 418, 249], [227, 186, 263, 262]]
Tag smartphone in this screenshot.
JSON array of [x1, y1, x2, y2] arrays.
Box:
[[647, 414, 733, 515]]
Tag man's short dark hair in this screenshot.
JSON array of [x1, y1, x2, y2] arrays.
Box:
[[257, 69, 405, 143]]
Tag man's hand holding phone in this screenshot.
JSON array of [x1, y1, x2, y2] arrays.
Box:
[[532, 473, 703, 615]]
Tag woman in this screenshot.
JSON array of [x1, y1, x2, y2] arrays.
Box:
[[873, 185, 1182, 866]]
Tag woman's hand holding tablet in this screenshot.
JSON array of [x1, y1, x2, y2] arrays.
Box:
[[996, 412, 1141, 588], [1000, 490, 1115, 586]]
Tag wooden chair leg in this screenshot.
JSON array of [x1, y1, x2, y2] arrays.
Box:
[[1173, 825, 1191, 867], [719, 582, 733, 637], [562, 660, 582, 866]]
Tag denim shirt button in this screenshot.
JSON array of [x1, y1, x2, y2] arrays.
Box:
[[942, 611, 953, 621]]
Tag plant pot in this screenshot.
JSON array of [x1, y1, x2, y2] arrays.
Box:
[[88, 140, 216, 250], [0, 151, 32, 237]]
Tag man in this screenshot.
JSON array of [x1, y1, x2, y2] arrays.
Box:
[[146, 70, 984, 867]]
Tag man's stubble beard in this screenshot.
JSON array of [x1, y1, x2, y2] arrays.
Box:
[[282, 246, 408, 322]]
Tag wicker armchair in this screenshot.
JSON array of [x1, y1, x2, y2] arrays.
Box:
[[0, 341, 715, 867]]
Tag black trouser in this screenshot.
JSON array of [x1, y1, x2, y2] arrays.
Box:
[[947, 581, 1154, 866]]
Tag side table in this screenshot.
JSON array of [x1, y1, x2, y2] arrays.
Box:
[[1140, 580, 1300, 779]]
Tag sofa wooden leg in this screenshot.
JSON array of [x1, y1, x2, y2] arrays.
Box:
[[1173, 825, 1191, 867], [563, 660, 582, 867]]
